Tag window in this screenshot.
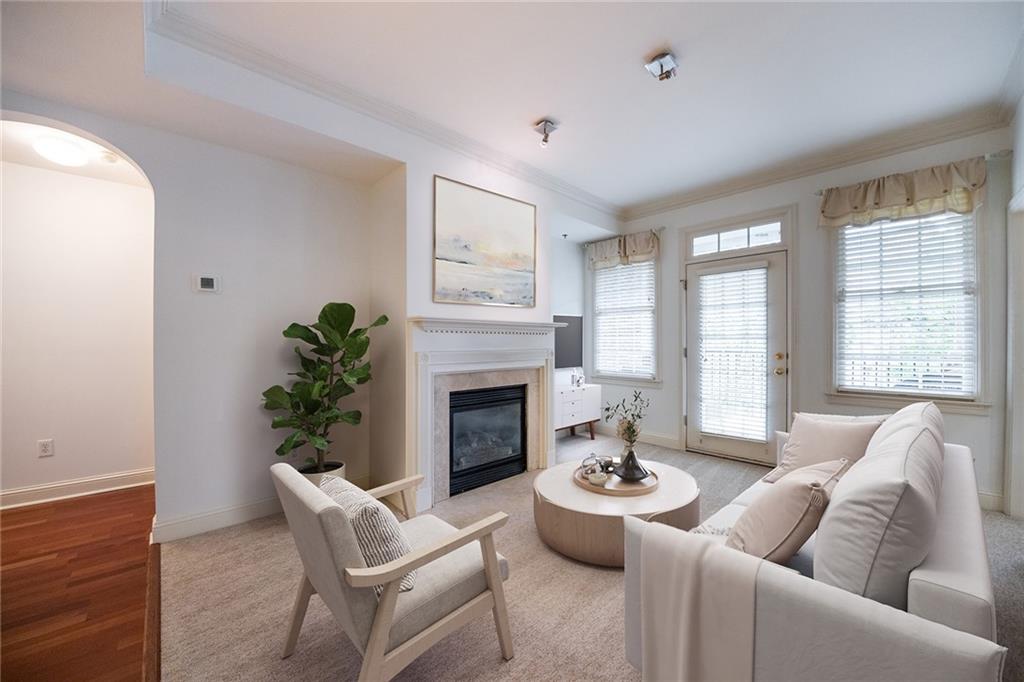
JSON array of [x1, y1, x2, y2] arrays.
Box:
[[691, 221, 782, 257], [834, 211, 978, 399], [594, 261, 657, 379]]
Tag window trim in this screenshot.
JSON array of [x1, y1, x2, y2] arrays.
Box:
[[826, 209, 989, 409], [588, 258, 661, 384]]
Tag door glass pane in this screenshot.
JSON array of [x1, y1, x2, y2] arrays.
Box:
[[719, 228, 749, 252], [697, 267, 768, 441], [692, 233, 718, 256], [749, 221, 782, 246]]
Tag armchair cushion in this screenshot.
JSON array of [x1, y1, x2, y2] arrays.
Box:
[[320, 475, 417, 596], [387, 514, 509, 651]]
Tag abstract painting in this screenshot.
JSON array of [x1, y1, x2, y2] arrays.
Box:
[[433, 176, 536, 307]]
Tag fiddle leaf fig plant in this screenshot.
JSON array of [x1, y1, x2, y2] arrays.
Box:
[[262, 302, 388, 472]]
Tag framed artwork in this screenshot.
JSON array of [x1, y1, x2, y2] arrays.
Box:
[[433, 176, 536, 307]]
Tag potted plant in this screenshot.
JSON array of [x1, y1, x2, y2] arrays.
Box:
[[262, 302, 387, 484], [604, 390, 652, 482]]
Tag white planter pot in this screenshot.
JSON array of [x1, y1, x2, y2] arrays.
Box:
[[300, 461, 346, 487]]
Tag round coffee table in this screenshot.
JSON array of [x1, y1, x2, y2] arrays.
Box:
[[533, 459, 700, 567]]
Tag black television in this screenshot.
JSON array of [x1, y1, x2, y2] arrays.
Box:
[[554, 315, 583, 369]]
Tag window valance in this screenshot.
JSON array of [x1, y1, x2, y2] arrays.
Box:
[[586, 231, 660, 269], [819, 156, 986, 228]]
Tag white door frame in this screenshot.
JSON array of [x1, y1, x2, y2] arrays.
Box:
[[684, 251, 788, 464], [1006, 191, 1024, 519], [678, 205, 797, 461]]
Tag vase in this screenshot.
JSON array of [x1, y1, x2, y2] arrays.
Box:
[[614, 444, 652, 482]]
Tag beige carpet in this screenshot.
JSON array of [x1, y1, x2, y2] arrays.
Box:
[[162, 434, 1024, 680], [161, 435, 766, 680]]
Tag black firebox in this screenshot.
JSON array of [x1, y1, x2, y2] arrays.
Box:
[[449, 385, 527, 495]]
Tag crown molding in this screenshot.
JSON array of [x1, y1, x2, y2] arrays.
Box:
[[143, 3, 619, 218], [621, 105, 1008, 221]]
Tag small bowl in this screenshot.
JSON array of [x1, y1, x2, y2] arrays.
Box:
[[587, 472, 609, 486]]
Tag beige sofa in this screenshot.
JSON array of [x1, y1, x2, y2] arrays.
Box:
[[624, 436, 1007, 681]]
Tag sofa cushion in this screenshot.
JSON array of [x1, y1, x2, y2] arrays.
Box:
[[764, 413, 883, 482], [388, 514, 509, 651], [814, 402, 944, 608], [320, 475, 417, 596], [727, 460, 848, 564]]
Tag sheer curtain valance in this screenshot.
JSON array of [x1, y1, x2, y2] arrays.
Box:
[[819, 156, 986, 228], [586, 231, 660, 269]]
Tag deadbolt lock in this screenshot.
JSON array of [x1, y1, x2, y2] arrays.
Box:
[[774, 352, 786, 360]]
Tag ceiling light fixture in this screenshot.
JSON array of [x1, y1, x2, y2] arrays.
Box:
[[534, 119, 558, 149], [32, 136, 90, 167], [644, 51, 678, 81]]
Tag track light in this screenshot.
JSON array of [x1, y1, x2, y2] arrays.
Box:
[[644, 51, 678, 81], [534, 119, 558, 149]]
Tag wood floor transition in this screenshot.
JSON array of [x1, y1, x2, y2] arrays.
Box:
[[0, 485, 156, 681]]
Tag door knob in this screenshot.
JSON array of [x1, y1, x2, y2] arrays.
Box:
[[773, 367, 786, 376]]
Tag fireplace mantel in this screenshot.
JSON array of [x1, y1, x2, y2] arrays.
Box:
[[408, 317, 566, 336], [406, 316, 559, 510]]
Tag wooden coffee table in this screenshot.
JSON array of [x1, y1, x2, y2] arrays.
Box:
[[533, 459, 700, 567]]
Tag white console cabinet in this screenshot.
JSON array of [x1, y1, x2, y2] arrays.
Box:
[[553, 382, 602, 439]]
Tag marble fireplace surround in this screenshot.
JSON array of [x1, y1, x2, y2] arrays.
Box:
[[433, 369, 542, 504], [409, 317, 561, 510]]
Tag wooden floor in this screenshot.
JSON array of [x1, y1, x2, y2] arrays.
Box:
[[1, 485, 155, 682]]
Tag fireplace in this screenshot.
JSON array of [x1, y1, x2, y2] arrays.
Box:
[[449, 384, 527, 495]]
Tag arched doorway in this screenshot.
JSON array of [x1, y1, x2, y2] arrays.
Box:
[[0, 113, 156, 506]]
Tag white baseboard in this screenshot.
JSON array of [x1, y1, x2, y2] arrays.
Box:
[[978, 491, 1003, 512], [0, 468, 154, 509], [593, 423, 682, 450], [152, 496, 282, 543]]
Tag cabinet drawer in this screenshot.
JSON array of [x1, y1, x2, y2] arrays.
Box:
[[557, 388, 582, 401], [562, 399, 581, 411]]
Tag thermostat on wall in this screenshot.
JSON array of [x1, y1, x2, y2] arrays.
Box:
[[192, 274, 222, 293]]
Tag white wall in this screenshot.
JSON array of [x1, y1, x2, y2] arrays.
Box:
[[591, 128, 1013, 502], [369, 165, 408, 487], [1, 161, 154, 492], [550, 238, 585, 316], [2, 92, 378, 538], [1015, 94, 1024, 195]]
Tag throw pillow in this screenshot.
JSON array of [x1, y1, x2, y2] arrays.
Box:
[[813, 402, 944, 609], [764, 412, 884, 483], [726, 459, 849, 564], [319, 474, 416, 597]]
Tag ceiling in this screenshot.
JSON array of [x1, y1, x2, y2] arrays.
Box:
[[2, 3, 1021, 215], [2, 120, 150, 187], [161, 2, 1023, 210], [0, 2, 400, 184]]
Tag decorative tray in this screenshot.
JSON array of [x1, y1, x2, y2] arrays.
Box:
[[572, 467, 659, 497]]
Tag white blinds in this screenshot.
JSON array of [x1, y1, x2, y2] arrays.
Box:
[[594, 261, 656, 378], [835, 211, 978, 398], [698, 267, 768, 442]]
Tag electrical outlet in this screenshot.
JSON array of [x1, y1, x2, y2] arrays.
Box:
[[37, 439, 54, 458]]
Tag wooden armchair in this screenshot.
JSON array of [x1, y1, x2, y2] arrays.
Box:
[[270, 463, 513, 681]]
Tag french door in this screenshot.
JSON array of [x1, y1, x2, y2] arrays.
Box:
[[685, 251, 787, 464]]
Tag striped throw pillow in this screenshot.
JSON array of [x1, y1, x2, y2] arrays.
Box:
[[319, 474, 416, 597]]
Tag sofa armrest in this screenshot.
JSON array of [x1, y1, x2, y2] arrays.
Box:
[[623, 517, 1006, 681], [773, 430, 789, 466]]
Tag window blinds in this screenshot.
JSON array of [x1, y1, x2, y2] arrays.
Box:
[[835, 211, 978, 398], [594, 261, 656, 378], [697, 267, 768, 441]]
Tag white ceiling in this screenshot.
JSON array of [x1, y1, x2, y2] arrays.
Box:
[[2, 120, 150, 187], [164, 2, 1024, 209], [0, 2, 400, 184]]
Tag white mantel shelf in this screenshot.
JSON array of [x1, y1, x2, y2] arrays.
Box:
[[408, 317, 567, 336]]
